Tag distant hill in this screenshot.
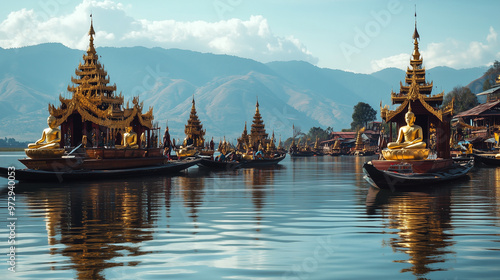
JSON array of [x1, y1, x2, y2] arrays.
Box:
[[0, 43, 489, 141]]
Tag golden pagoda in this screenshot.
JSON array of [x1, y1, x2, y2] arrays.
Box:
[[354, 127, 365, 151], [249, 99, 269, 148], [237, 122, 249, 150], [390, 19, 443, 107], [182, 97, 206, 148], [48, 16, 154, 148], [380, 15, 454, 159]]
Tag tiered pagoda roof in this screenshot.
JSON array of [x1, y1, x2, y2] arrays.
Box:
[[390, 19, 443, 107], [380, 14, 454, 159], [381, 18, 453, 124], [184, 97, 205, 147], [250, 100, 268, 145], [49, 17, 153, 129], [238, 122, 248, 146]]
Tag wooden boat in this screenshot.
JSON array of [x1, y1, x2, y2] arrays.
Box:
[[363, 160, 473, 190], [289, 151, 315, 157], [363, 18, 472, 190], [473, 154, 500, 166], [0, 20, 198, 183], [240, 153, 286, 167], [0, 159, 200, 182], [197, 158, 242, 170]]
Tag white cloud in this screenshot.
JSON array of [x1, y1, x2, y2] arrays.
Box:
[[370, 53, 408, 72], [0, 0, 317, 64], [371, 26, 500, 72]]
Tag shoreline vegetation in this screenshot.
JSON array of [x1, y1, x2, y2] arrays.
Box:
[[0, 147, 25, 152]]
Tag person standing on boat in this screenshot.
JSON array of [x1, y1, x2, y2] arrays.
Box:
[[210, 137, 214, 151], [163, 126, 172, 159]]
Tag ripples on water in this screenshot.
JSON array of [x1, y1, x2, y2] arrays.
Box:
[[1, 153, 500, 279]]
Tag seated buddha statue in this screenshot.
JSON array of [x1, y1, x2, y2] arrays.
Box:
[[28, 116, 61, 149], [383, 107, 429, 160], [122, 126, 139, 149]]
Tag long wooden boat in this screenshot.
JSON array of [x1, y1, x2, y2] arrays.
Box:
[[0, 159, 199, 182], [289, 151, 315, 157], [363, 160, 473, 190], [240, 153, 286, 168], [197, 158, 242, 171], [473, 154, 500, 167]]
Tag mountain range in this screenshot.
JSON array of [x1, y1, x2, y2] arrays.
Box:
[[0, 43, 488, 141]]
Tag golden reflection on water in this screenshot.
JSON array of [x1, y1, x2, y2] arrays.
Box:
[[26, 180, 168, 279], [243, 167, 276, 228], [179, 175, 205, 224], [367, 187, 454, 277]]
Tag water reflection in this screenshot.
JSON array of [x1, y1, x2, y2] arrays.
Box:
[[366, 187, 454, 277], [243, 167, 276, 229], [179, 174, 206, 225], [23, 180, 166, 279]]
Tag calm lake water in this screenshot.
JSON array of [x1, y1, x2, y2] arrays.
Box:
[[1, 151, 499, 279]]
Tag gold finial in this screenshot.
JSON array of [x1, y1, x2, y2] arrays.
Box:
[[408, 101, 412, 113], [89, 14, 95, 37], [412, 6, 419, 40]]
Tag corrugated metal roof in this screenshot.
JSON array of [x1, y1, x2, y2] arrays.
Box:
[[454, 100, 500, 118], [477, 85, 500, 96]]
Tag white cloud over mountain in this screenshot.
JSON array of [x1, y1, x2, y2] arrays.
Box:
[[0, 0, 317, 65], [371, 26, 500, 72]]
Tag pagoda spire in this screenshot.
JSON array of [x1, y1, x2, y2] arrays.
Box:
[[67, 15, 117, 100], [386, 9, 444, 107], [250, 97, 268, 147], [88, 14, 96, 53], [412, 8, 421, 62], [183, 96, 205, 147]]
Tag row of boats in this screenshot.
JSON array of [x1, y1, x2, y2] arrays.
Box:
[[1, 17, 499, 191]]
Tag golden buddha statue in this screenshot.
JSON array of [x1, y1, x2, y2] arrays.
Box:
[[28, 116, 61, 149], [122, 126, 139, 149], [25, 115, 64, 158], [382, 105, 430, 160]]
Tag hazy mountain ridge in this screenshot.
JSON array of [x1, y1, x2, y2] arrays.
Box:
[[0, 43, 488, 141]]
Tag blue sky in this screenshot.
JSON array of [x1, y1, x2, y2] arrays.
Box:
[[1, 0, 499, 73]]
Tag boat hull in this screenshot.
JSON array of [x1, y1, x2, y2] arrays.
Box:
[[197, 159, 241, 170], [19, 156, 167, 171], [363, 160, 473, 190], [240, 154, 286, 167], [290, 151, 315, 157], [473, 154, 500, 167], [1, 159, 199, 182]]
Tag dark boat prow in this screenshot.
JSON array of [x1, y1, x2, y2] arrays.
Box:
[[473, 154, 500, 167]]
